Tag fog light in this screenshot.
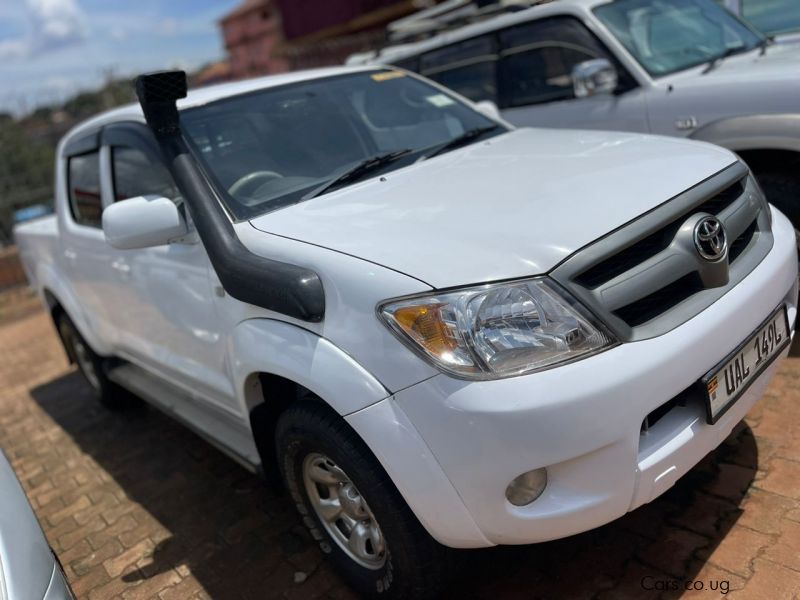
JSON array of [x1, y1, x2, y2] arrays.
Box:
[[505, 468, 547, 506]]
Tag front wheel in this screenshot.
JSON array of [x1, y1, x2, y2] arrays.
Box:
[[275, 402, 457, 599], [57, 314, 130, 409]]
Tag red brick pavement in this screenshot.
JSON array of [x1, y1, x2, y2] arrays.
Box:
[[1, 304, 800, 599]]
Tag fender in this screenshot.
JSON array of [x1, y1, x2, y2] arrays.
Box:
[[36, 262, 112, 357], [690, 114, 800, 153], [227, 318, 390, 417], [226, 318, 490, 548]]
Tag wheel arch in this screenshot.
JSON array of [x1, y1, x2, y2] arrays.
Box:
[[35, 262, 112, 356], [228, 318, 390, 479], [690, 114, 800, 153], [247, 372, 334, 485], [244, 369, 491, 548], [41, 287, 73, 363]]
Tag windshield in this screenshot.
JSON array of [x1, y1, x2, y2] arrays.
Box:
[[593, 0, 764, 77], [180, 70, 503, 219], [741, 0, 800, 37]]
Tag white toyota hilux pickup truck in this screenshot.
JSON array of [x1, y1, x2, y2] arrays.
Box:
[[14, 67, 798, 598]]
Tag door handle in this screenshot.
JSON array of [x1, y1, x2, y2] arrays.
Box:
[[111, 259, 131, 275]]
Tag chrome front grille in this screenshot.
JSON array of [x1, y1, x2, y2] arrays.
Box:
[[551, 162, 773, 342]]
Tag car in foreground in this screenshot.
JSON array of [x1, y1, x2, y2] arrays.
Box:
[[14, 66, 798, 598], [0, 451, 73, 600], [349, 0, 800, 222]]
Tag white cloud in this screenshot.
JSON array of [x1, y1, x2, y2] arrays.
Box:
[[109, 25, 128, 41], [0, 39, 28, 61], [0, 0, 87, 61], [157, 17, 177, 36], [166, 57, 197, 73]]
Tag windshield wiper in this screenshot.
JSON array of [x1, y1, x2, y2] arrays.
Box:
[[421, 125, 500, 160], [758, 36, 774, 56], [303, 149, 412, 199], [702, 45, 748, 73]]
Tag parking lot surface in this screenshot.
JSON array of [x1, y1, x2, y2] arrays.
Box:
[[1, 297, 800, 599]]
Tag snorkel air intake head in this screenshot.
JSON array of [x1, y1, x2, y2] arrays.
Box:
[[135, 70, 187, 136]]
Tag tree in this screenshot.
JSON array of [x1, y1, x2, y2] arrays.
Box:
[[0, 119, 55, 244]]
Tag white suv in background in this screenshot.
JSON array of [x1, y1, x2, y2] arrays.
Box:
[[14, 67, 798, 598], [350, 0, 800, 222]]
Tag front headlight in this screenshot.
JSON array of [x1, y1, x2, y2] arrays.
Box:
[[379, 278, 617, 380]]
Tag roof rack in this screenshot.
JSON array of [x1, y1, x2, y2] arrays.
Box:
[[385, 0, 553, 44]]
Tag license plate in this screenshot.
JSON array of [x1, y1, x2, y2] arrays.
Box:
[[703, 305, 790, 424]]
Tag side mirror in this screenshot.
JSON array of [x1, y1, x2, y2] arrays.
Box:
[[475, 99, 501, 121], [572, 58, 618, 98], [102, 195, 187, 250]]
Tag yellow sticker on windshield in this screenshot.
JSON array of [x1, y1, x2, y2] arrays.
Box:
[[371, 70, 407, 82]]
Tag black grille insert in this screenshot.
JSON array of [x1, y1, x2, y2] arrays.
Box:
[[695, 178, 745, 215], [575, 178, 745, 289], [729, 220, 758, 264], [614, 273, 705, 327]]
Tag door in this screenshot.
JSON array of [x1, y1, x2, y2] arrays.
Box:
[[100, 123, 234, 408], [59, 136, 119, 345], [495, 16, 649, 132]]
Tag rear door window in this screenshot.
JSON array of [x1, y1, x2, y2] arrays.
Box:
[[420, 35, 498, 102], [68, 151, 102, 227]]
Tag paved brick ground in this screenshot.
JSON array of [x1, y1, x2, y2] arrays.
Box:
[[1, 301, 800, 599]]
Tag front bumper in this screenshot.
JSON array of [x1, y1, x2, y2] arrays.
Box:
[[348, 207, 798, 548]]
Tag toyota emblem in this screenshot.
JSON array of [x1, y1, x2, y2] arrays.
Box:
[[694, 216, 727, 261]]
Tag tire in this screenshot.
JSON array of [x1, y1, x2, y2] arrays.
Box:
[[57, 313, 130, 409], [275, 401, 458, 599]]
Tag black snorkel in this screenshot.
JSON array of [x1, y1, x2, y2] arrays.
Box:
[[134, 70, 325, 322]]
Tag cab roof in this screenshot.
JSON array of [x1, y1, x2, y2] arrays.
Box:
[[63, 65, 381, 144]]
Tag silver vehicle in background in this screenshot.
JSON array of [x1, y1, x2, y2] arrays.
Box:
[[350, 0, 800, 222], [0, 452, 73, 600]]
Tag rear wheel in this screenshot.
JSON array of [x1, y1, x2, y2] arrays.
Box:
[[275, 402, 457, 599], [57, 314, 129, 409]]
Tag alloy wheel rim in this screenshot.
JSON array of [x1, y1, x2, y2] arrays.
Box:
[[302, 452, 387, 569], [72, 336, 100, 391]]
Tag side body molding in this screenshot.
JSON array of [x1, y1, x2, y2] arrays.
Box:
[[690, 114, 800, 152], [227, 318, 390, 417]]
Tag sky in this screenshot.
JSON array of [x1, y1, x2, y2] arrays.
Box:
[[0, 0, 241, 115]]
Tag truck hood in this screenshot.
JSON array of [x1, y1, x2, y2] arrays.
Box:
[[249, 128, 736, 289]]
